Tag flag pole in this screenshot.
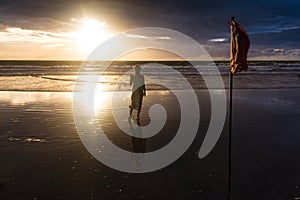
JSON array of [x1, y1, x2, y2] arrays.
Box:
[[228, 70, 233, 200], [228, 17, 234, 200], [228, 16, 250, 200]]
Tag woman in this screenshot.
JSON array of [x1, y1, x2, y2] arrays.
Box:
[[129, 65, 146, 119]]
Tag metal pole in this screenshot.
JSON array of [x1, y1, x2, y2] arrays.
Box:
[[228, 71, 233, 199]]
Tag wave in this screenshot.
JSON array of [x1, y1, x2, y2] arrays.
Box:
[[0, 61, 300, 92]]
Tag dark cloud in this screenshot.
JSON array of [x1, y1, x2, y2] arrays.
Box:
[[1, 0, 300, 59]]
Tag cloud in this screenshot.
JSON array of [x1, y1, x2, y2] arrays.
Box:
[[249, 25, 300, 34], [122, 33, 171, 40], [44, 43, 65, 48], [157, 36, 171, 40], [122, 33, 149, 39], [0, 27, 72, 43], [208, 38, 228, 42], [246, 47, 300, 60], [273, 48, 284, 53], [1, 0, 300, 60], [0, 25, 82, 59]]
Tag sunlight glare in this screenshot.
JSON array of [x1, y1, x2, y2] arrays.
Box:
[[94, 84, 111, 112], [75, 18, 112, 53], [75, 81, 111, 117]]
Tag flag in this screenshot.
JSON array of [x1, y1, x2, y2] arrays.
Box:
[[230, 18, 250, 73]]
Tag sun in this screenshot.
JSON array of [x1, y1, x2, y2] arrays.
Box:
[[74, 18, 112, 53]]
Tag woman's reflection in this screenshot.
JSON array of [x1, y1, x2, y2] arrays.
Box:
[[128, 118, 146, 168]]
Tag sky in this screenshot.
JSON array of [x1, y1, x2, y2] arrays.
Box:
[[0, 0, 300, 60]]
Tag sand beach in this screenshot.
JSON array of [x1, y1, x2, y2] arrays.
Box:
[[0, 87, 299, 199]]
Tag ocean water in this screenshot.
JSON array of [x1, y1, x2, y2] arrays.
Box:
[[0, 60, 299, 91]]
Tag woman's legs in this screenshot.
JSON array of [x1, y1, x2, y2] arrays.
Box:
[[130, 90, 143, 118]]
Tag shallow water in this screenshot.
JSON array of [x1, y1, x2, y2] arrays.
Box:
[[0, 61, 300, 92]]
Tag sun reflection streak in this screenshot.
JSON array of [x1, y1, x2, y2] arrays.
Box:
[[74, 71, 114, 119], [0, 91, 73, 105], [94, 84, 111, 112]]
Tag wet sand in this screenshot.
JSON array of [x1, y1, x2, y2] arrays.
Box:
[[0, 89, 300, 199]]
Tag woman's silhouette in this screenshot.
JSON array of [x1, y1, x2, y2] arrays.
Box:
[[129, 65, 146, 119]]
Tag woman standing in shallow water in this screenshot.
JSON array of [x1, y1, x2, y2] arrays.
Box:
[[129, 65, 146, 120]]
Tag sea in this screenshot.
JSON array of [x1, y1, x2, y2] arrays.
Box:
[[0, 60, 299, 92]]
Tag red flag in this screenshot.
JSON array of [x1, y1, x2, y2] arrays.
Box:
[[230, 18, 250, 73]]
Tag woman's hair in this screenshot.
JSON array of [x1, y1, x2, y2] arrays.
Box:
[[133, 65, 141, 74]]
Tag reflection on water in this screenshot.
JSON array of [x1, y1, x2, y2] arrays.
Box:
[[0, 91, 73, 106], [128, 117, 146, 169], [94, 84, 113, 111], [8, 136, 46, 143], [0, 82, 113, 113]]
